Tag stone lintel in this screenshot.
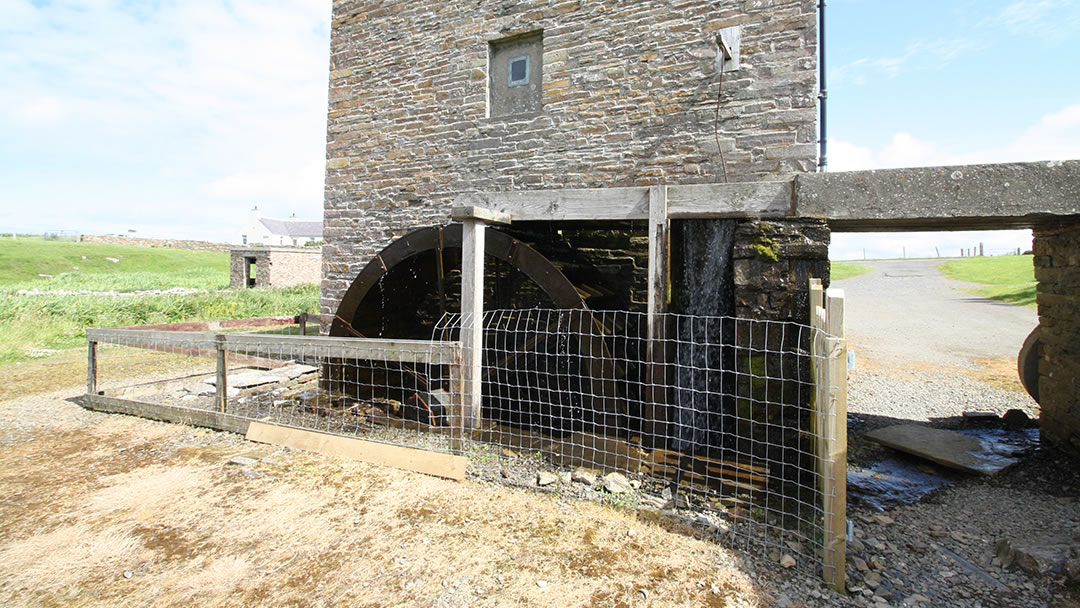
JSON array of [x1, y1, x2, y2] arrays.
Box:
[[795, 160, 1080, 231]]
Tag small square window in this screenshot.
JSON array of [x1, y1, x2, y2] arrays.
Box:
[[508, 56, 529, 87], [488, 31, 542, 117]]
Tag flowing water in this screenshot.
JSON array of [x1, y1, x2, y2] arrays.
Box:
[[673, 220, 738, 454]]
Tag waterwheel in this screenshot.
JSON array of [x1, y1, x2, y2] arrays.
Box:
[[328, 224, 626, 436]]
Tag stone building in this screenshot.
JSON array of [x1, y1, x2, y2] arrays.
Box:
[[229, 247, 322, 289], [322, 0, 825, 325]]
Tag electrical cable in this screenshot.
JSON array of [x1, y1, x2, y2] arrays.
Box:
[[713, 51, 729, 184]]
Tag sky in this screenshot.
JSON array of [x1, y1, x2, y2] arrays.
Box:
[[1, 1, 1078, 254]]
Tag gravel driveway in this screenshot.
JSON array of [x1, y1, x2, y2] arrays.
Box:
[[838, 258, 1037, 367], [830, 259, 1079, 608]]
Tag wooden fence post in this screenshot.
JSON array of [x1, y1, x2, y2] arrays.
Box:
[[812, 285, 847, 592], [460, 218, 485, 431], [87, 341, 98, 396], [215, 334, 228, 413], [449, 343, 466, 453], [643, 185, 670, 444]]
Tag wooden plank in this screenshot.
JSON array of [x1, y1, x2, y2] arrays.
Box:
[[456, 187, 650, 221], [667, 181, 792, 218], [87, 328, 218, 350], [88, 328, 459, 365], [450, 205, 512, 225], [822, 287, 847, 592], [825, 287, 846, 338], [809, 278, 823, 328], [246, 421, 466, 481], [460, 219, 485, 430], [643, 185, 670, 446], [454, 181, 796, 222], [448, 344, 466, 453], [82, 394, 252, 435], [646, 185, 669, 338]]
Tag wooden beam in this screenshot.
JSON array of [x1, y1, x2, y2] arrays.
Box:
[[643, 185, 670, 446], [450, 205, 512, 225], [456, 187, 650, 221], [82, 394, 253, 435], [646, 185, 669, 339], [821, 287, 848, 592], [666, 181, 792, 218], [460, 219, 485, 430], [86, 328, 461, 365], [454, 181, 795, 222], [246, 422, 466, 481]]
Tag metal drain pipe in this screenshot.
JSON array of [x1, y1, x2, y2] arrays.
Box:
[[818, 0, 827, 172]]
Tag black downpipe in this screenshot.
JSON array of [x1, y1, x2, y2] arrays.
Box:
[[818, 0, 827, 172]]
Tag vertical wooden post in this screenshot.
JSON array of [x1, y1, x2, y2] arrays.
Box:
[[821, 287, 848, 592], [460, 219, 485, 430], [644, 185, 669, 444], [215, 334, 228, 414], [87, 341, 98, 396], [449, 343, 466, 453], [298, 313, 308, 337]]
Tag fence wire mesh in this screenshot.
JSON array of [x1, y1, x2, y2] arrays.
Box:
[[86, 307, 843, 577], [87, 329, 463, 455], [435, 308, 842, 575]]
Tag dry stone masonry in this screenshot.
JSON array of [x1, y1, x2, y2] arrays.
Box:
[[322, 0, 821, 318]]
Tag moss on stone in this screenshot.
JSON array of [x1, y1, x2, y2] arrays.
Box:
[[751, 236, 779, 262]]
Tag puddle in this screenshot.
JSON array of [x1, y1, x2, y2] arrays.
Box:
[[848, 457, 952, 512], [850, 427, 1039, 511], [954, 427, 1040, 458]]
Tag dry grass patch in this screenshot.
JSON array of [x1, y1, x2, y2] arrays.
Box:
[[0, 393, 783, 607]]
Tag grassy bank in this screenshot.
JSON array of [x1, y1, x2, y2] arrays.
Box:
[[0, 236, 229, 288], [831, 261, 873, 280], [0, 238, 319, 364], [939, 254, 1036, 307]]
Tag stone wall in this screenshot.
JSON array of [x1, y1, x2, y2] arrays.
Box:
[[1033, 221, 1080, 456], [323, 0, 819, 318], [230, 248, 322, 289], [732, 218, 829, 322], [81, 234, 232, 253]]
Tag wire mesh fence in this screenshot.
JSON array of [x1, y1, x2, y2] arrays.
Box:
[[433, 308, 844, 576], [86, 328, 464, 457], [85, 304, 845, 581]]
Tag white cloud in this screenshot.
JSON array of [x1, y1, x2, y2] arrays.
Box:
[[997, 0, 1080, 42], [830, 103, 1080, 171], [14, 96, 67, 126], [0, 0, 331, 242]]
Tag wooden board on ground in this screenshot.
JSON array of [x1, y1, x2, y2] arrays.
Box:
[[867, 424, 1018, 475], [246, 421, 466, 481]]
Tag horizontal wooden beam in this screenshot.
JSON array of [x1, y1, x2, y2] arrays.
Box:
[[83, 394, 252, 435], [667, 181, 792, 218], [456, 187, 650, 221], [87, 328, 219, 350], [456, 182, 793, 222], [247, 421, 466, 481], [87, 329, 461, 365], [450, 205, 512, 224]]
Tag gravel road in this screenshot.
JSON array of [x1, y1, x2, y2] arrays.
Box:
[[830, 259, 1079, 608], [837, 258, 1037, 367]]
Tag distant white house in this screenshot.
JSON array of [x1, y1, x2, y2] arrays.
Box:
[[240, 206, 322, 247]]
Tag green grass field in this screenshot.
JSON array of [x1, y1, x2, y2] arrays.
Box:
[[0, 238, 319, 364], [939, 254, 1036, 307], [830, 261, 873, 280]]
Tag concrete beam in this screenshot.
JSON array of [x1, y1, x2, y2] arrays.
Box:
[[795, 160, 1080, 231]]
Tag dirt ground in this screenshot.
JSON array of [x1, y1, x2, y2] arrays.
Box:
[[0, 359, 841, 608]]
